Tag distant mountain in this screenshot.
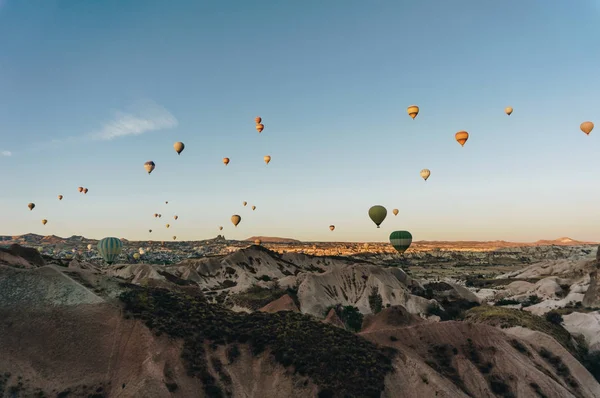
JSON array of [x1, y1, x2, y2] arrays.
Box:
[[245, 236, 302, 243]]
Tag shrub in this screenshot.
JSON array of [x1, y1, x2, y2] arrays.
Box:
[[545, 311, 563, 325], [368, 287, 383, 314]]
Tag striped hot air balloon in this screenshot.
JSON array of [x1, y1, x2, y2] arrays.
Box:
[[389, 231, 412, 254], [97, 237, 123, 265]]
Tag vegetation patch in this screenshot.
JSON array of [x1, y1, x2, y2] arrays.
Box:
[[324, 304, 364, 332], [426, 299, 479, 321], [538, 348, 579, 390], [465, 277, 539, 289], [368, 287, 383, 314], [227, 285, 285, 310], [529, 382, 548, 398], [424, 344, 468, 395], [464, 306, 576, 353], [120, 286, 394, 398]]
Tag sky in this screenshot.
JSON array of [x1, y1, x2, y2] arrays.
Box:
[[0, 0, 599, 243]]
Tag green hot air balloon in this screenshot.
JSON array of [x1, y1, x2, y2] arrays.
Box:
[[389, 231, 412, 254], [368, 205, 387, 228], [97, 237, 123, 265]]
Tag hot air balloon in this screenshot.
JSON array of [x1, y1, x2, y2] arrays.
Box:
[[97, 237, 123, 265], [159, 214, 162, 218], [252, 206, 256, 211], [219, 226, 223, 231], [41, 219, 47, 225], [254, 239, 262, 245], [223, 157, 230, 166], [144, 161, 156, 174], [368, 205, 387, 228], [329, 225, 335, 231], [165, 201, 168, 204], [58, 195, 63, 200], [174, 215, 178, 220], [173, 236, 177, 240], [581, 121, 594, 135], [407, 105, 419, 119], [255, 116, 262, 124], [389, 231, 412, 254], [256, 124, 264, 133], [174, 142, 185, 155], [78, 187, 83, 193], [166, 224, 170, 228], [243, 201, 247, 206], [83, 188, 88, 194], [149, 229, 152, 233], [393, 209, 399, 216], [27, 203, 35, 211], [231, 215, 241, 227], [420, 169, 431, 181], [139, 248, 146, 255], [505, 107, 513, 116], [133, 253, 141, 260], [154, 213, 158, 218], [455, 131, 469, 147], [264, 155, 271, 165]]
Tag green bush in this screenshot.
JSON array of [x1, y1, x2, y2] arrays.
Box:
[[120, 286, 394, 397], [545, 311, 563, 325], [368, 287, 383, 314]]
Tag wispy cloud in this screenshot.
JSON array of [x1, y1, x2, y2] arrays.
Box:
[[0, 150, 11, 157], [88, 100, 178, 141]]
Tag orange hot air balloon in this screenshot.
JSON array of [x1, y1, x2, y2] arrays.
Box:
[[455, 131, 469, 147], [255, 116, 262, 124], [393, 209, 399, 216], [174, 215, 178, 220], [256, 123, 264, 133], [505, 107, 513, 116], [329, 225, 335, 231], [83, 188, 88, 194], [251, 205, 256, 211], [219, 226, 223, 231], [231, 215, 241, 227], [407, 105, 419, 119], [154, 213, 158, 218], [78, 187, 83, 193], [580, 121, 594, 135], [264, 155, 271, 165], [58, 195, 63, 200], [223, 157, 230, 166]]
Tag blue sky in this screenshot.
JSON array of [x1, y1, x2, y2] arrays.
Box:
[[0, 0, 599, 242]]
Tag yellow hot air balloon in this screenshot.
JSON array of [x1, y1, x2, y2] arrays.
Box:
[[173, 236, 177, 240], [581, 121, 594, 135], [27, 203, 35, 211], [78, 187, 83, 193], [243, 201, 247, 206], [41, 219, 47, 225], [144, 161, 156, 174], [256, 123, 264, 133], [223, 157, 230, 166], [420, 169, 431, 181], [407, 105, 419, 119], [255, 116, 262, 124], [264, 155, 271, 165], [455, 131, 469, 147], [219, 226, 223, 231], [254, 239, 262, 245], [133, 253, 141, 260], [58, 195, 63, 200], [329, 225, 335, 231], [231, 215, 241, 227], [252, 205, 256, 211], [174, 142, 185, 155], [174, 215, 178, 220], [505, 107, 513, 116], [393, 209, 399, 216], [166, 224, 170, 228]]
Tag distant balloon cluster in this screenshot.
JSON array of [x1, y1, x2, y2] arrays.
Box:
[[25, 107, 594, 263]]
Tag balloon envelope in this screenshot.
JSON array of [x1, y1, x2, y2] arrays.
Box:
[[97, 237, 123, 265], [231, 215, 241, 227], [28, 203, 35, 211], [581, 121, 594, 135], [455, 131, 469, 146], [144, 161, 156, 174], [368, 205, 387, 228], [174, 142, 185, 155], [407, 105, 419, 119], [420, 169, 431, 181], [392, 209, 399, 216], [389, 231, 412, 254], [329, 225, 335, 231], [505, 107, 513, 116]]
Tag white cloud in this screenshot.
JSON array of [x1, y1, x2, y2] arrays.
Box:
[[89, 100, 178, 141], [0, 150, 11, 157]]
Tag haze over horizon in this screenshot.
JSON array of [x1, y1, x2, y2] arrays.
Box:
[[1, 0, 598, 242]]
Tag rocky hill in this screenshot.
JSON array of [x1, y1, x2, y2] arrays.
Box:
[[2, 243, 600, 397]]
